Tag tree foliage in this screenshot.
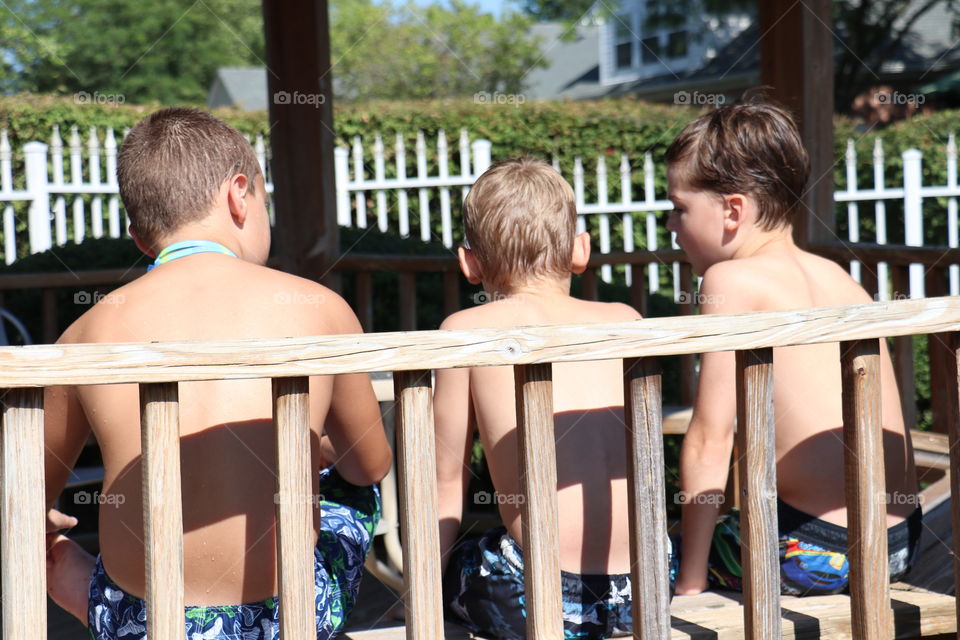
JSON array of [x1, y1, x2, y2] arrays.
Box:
[[0, 0, 545, 104]]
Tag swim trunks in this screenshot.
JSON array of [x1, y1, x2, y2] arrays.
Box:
[[87, 467, 380, 639], [668, 498, 922, 596], [444, 526, 643, 640]]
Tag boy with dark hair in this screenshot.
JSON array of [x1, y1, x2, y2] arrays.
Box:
[[44, 107, 392, 639], [666, 101, 920, 596], [435, 158, 643, 639]]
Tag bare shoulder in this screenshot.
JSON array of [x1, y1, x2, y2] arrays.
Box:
[[699, 259, 769, 312], [579, 299, 642, 321], [439, 305, 490, 331], [253, 265, 360, 334]]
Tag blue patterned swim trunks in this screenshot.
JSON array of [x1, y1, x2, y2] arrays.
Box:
[[444, 526, 641, 640], [87, 467, 380, 639]]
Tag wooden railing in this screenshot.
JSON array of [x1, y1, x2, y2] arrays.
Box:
[[2, 297, 960, 639]]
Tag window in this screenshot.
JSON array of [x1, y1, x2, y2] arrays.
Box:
[[641, 35, 661, 65], [614, 15, 635, 70], [667, 31, 688, 58]]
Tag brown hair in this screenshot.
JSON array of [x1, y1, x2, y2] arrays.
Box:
[[665, 100, 810, 229], [463, 158, 577, 292], [117, 107, 262, 247]]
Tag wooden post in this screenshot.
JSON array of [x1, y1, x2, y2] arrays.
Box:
[[946, 332, 960, 627], [760, 0, 835, 246], [840, 339, 892, 638], [355, 271, 373, 332], [926, 268, 951, 434], [272, 377, 315, 639], [399, 272, 417, 331], [734, 348, 780, 639], [623, 358, 670, 638], [514, 363, 563, 639], [629, 263, 647, 316], [393, 370, 444, 640], [140, 382, 184, 639], [2, 388, 47, 638], [262, 0, 340, 288], [891, 265, 917, 429]]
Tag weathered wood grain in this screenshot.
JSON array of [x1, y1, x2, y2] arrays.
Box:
[[840, 340, 892, 638], [140, 382, 184, 639], [1, 388, 47, 639], [393, 370, 445, 640], [514, 363, 563, 639], [0, 298, 957, 388], [272, 377, 315, 639], [623, 358, 671, 638], [734, 349, 780, 639]]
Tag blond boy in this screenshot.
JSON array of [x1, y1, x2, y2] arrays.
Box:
[[44, 107, 392, 639], [434, 158, 642, 640], [666, 102, 920, 596]]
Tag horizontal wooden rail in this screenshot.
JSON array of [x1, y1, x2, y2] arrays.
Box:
[[0, 298, 957, 387], [816, 243, 960, 266]]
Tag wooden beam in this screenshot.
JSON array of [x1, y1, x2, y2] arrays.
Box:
[[760, 0, 836, 246], [262, 0, 339, 288]]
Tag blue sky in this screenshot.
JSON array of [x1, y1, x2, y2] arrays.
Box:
[[412, 0, 513, 17]]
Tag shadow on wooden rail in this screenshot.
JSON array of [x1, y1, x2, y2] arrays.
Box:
[[1, 297, 960, 639]]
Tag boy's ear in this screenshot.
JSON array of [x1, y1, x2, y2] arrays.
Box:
[[226, 173, 250, 226], [723, 194, 745, 232], [129, 226, 156, 259], [570, 231, 591, 274], [457, 246, 484, 284]]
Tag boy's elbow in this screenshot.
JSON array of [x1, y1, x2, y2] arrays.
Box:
[[341, 446, 393, 487]]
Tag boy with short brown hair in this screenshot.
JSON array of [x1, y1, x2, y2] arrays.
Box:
[[435, 158, 643, 639], [44, 107, 392, 639], [666, 101, 920, 596]]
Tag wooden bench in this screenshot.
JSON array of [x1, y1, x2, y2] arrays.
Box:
[[2, 297, 960, 639]]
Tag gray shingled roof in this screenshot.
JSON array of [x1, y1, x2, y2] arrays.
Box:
[[207, 67, 268, 111]]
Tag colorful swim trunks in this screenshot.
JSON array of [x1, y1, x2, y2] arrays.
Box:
[[444, 526, 644, 640], [87, 467, 380, 639], [669, 499, 922, 596]]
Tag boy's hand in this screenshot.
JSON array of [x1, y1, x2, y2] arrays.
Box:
[[46, 508, 78, 549]]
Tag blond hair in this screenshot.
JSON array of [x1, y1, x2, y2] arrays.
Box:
[[118, 107, 262, 247], [463, 158, 577, 292]]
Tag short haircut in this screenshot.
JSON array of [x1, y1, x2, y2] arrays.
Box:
[[117, 107, 262, 247], [665, 100, 810, 230], [463, 158, 578, 292]]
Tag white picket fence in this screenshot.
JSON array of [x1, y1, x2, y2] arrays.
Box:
[[0, 125, 957, 299]]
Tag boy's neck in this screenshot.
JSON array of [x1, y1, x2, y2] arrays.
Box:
[[730, 224, 798, 261], [483, 275, 572, 299]]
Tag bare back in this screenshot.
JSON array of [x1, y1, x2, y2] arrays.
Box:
[[56, 254, 374, 605], [700, 247, 917, 525], [440, 293, 640, 574]]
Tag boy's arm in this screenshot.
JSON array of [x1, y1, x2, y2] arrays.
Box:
[[44, 384, 91, 521], [675, 270, 746, 595], [322, 298, 392, 487], [434, 364, 474, 573]]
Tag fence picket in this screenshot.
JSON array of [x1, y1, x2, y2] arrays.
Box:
[[352, 136, 367, 229], [51, 126, 67, 246], [88, 127, 104, 239], [846, 140, 861, 283], [949, 134, 958, 296], [417, 131, 430, 242], [621, 153, 634, 286], [397, 134, 410, 238], [874, 138, 890, 300], [644, 152, 660, 293], [374, 135, 388, 232], [105, 127, 121, 239], [70, 126, 86, 244], [1, 130, 14, 264], [438, 130, 452, 247], [597, 155, 612, 283]]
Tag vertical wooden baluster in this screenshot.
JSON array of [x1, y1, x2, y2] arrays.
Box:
[[840, 339, 892, 638], [629, 263, 647, 316], [515, 363, 563, 639], [2, 388, 46, 638], [946, 332, 960, 628], [926, 268, 951, 434], [860, 261, 879, 301], [42, 288, 57, 344], [140, 382, 184, 638], [399, 272, 417, 331], [891, 265, 917, 429], [678, 263, 696, 405], [623, 358, 670, 638], [356, 272, 374, 332], [734, 349, 780, 639], [273, 377, 315, 639], [581, 268, 599, 301], [394, 370, 444, 640], [443, 269, 460, 317]]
